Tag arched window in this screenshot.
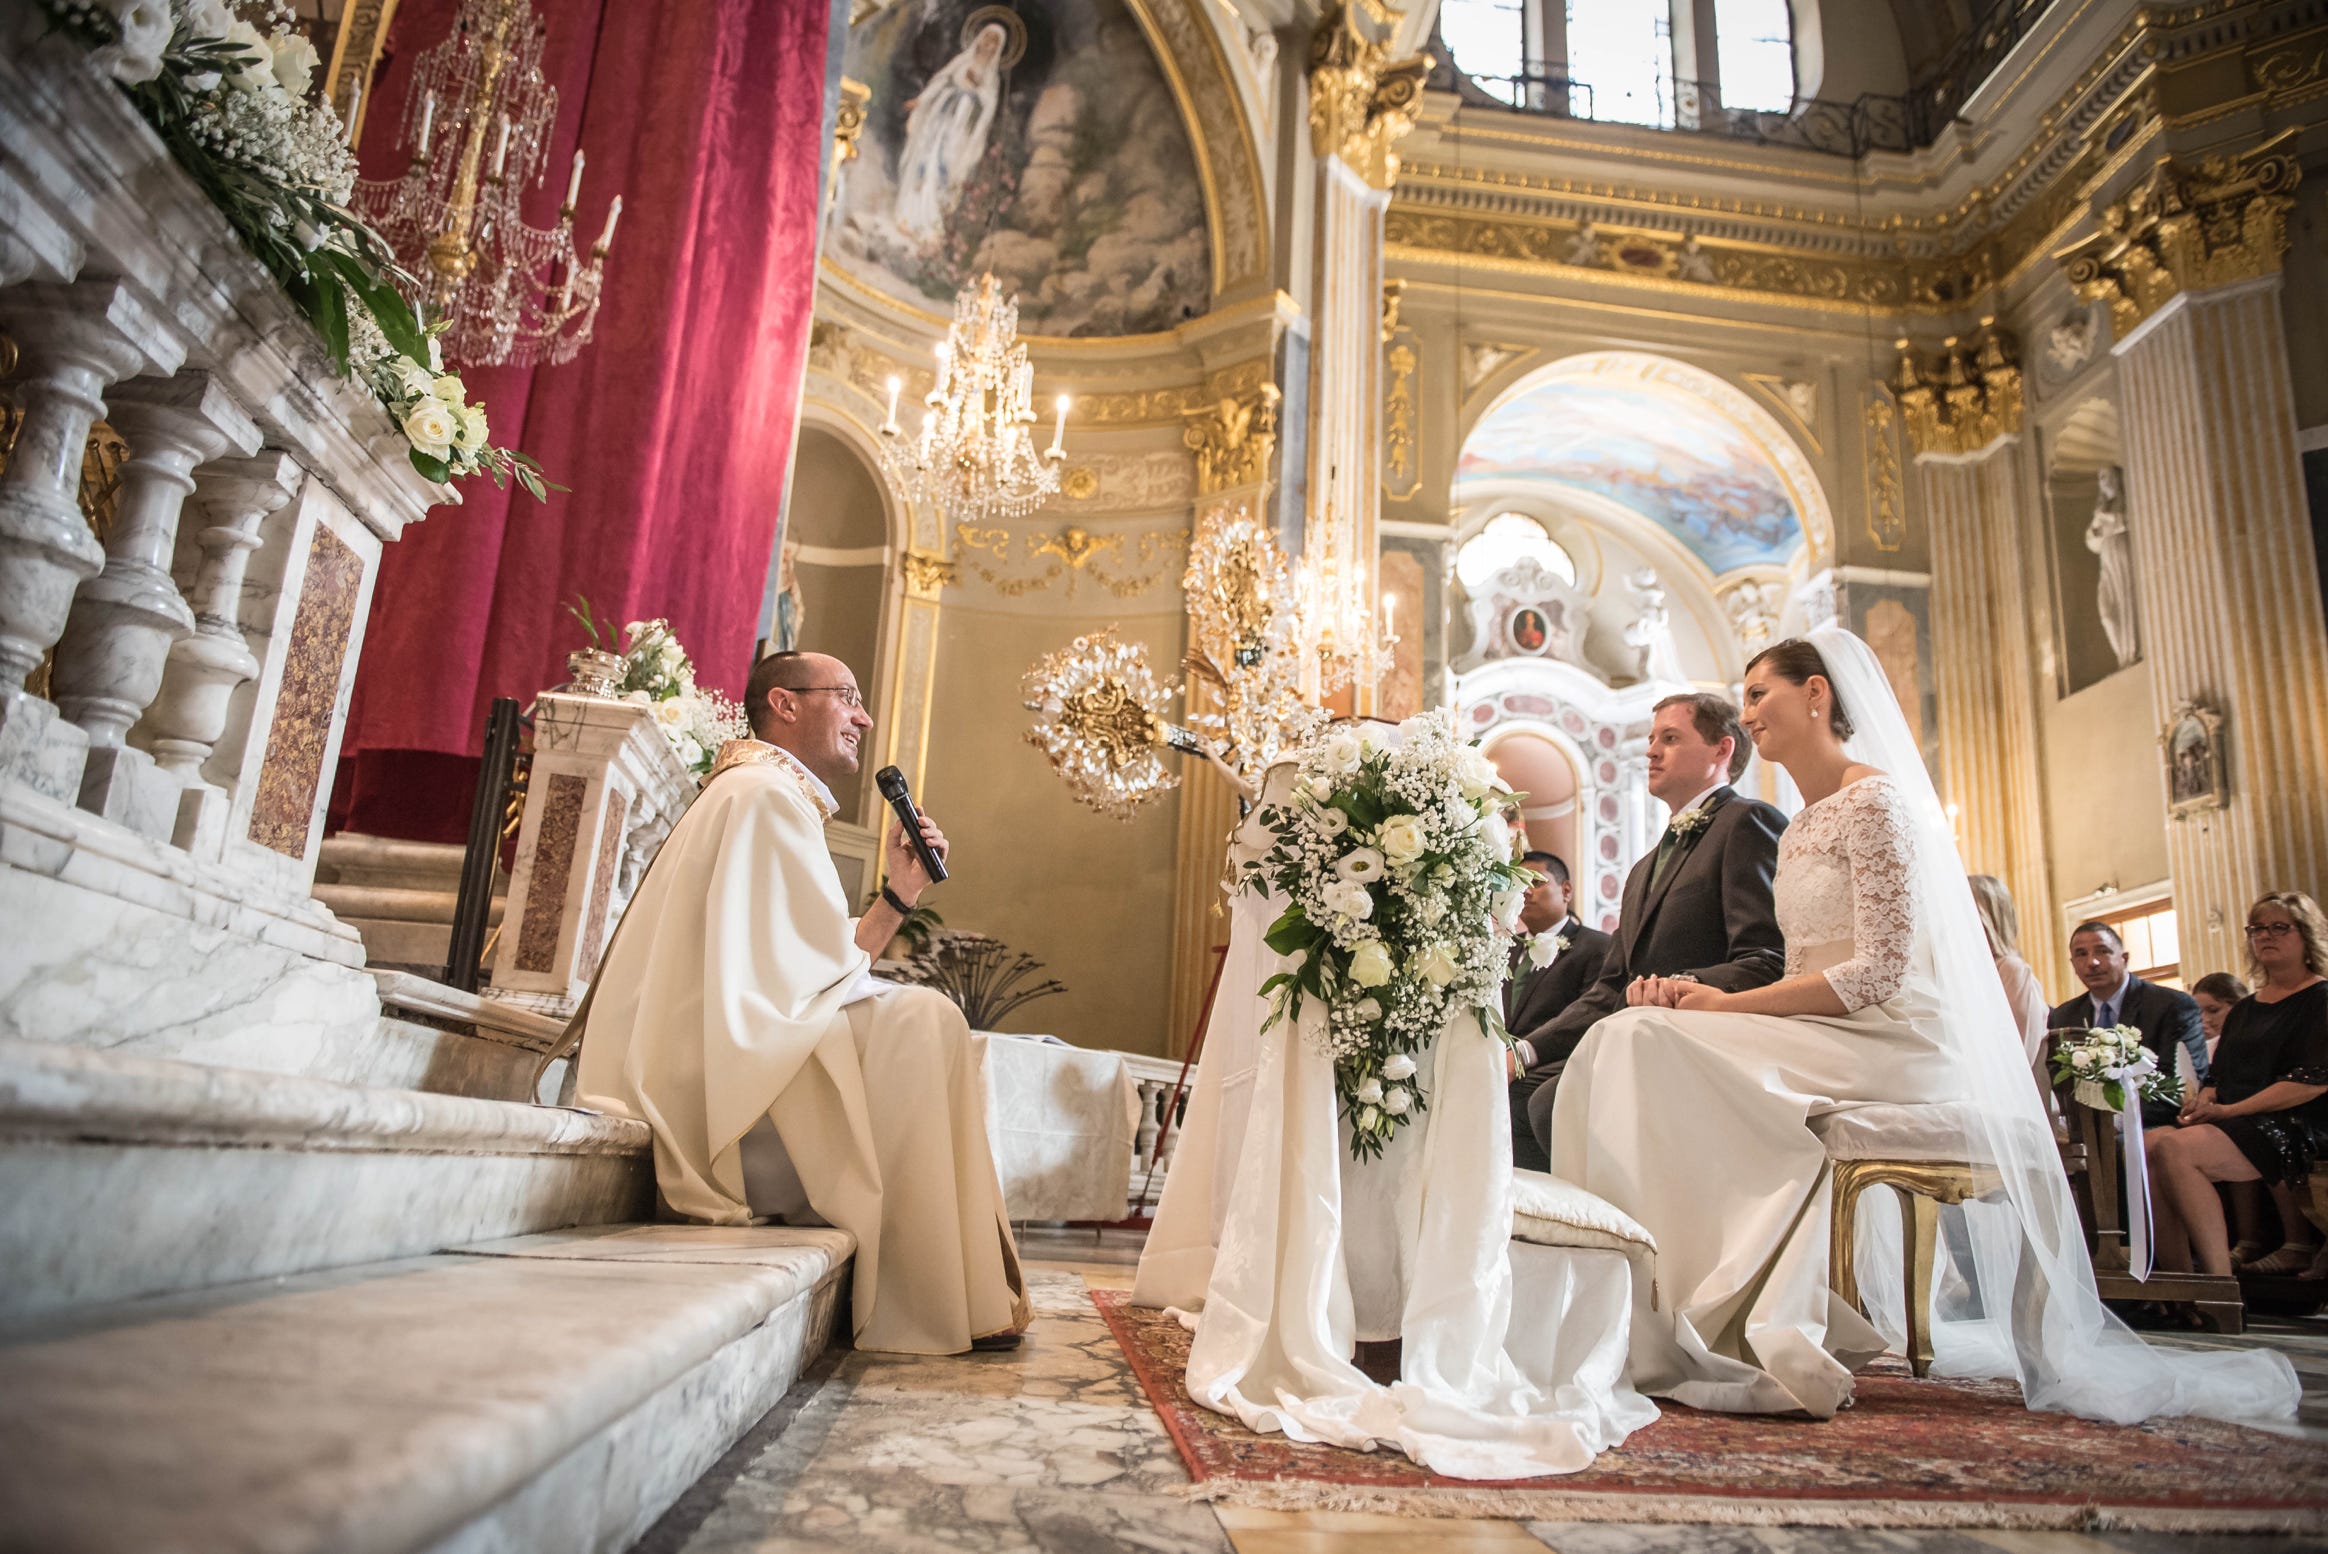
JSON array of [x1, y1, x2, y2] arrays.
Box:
[[1565, 0, 1674, 127], [1716, 0, 1796, 113], [1457, 513, 1577, 588], [1439, 0, 1529, 104]]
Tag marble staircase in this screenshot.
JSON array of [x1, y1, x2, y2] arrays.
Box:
[[314, 834, 505, 976]]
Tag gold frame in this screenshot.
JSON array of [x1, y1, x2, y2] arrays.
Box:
[[2162, 700, 2228, 819]]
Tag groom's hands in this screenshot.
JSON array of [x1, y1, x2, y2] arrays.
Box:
[[1626, 975, 1728, 1012]]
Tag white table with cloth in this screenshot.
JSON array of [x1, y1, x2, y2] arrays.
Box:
[[971, 1031, 1141, 1222]]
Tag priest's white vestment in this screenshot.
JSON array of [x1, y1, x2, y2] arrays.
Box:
[[574, 740, 1028, 1355]]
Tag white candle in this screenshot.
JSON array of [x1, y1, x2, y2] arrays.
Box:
[[883, 376, 903, 433], [416, 94, 435, 158], [491, 116, 510, 177], [565, 148, 586, 209], [342, 80, 364, 146], [1048, 394, 1070, 457], [596, 195, 622, 251], [1382, 591, 1396, 638]]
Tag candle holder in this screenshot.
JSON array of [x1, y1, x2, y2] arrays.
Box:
[[353, 0, 616, 369], [879, 274, 1064, 527]]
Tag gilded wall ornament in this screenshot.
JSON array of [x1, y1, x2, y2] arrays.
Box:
[[951, 521, 1189, 599], [2055, 132, 2300, 335], [1862, 394, 1907, 554], [1383, 339, 1419, 498], [1894, 321, 2024, 458], [1182, 383, 1282, 495], [831, 77, 871, 168], [1306, 1, 1430, 190], [899, 549, 956, 599]]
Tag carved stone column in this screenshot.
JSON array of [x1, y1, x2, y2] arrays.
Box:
[[0, 280, 182, 798], [2057, 135, 2328, 973], [53, 373, 261, 833], [1898, 329, 2059, 987], [139, 452, 302, 854]]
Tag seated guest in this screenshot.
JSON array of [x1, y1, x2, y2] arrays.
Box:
[[1969, 874, 2051, 1103], [2192, 971, 2252, 1065], [2147, 892, 2328, 1279], [1502, 851, 1611, 1172], [2049, 919, 2208, 1129]]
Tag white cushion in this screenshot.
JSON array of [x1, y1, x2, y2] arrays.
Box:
[[1510, 1168, 1656, 1256], [1811, 1102, 1978, 1162]]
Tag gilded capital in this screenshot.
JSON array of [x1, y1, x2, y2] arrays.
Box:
[[833, 77, 872, 167], [1894, 320, 2023, 458], [2054, 131, 2300, 336], [899, 548, 955, 599], [1307, 2, 1431, 191], [1182, 382, 1282, 496]]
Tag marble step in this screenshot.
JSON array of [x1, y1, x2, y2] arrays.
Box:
[[0, 1038, 652, 1320], [0, 1224, 854, 1554], [316, 834, 505, 972]]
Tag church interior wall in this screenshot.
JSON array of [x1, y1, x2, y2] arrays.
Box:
[[783, 426, 896, 825]]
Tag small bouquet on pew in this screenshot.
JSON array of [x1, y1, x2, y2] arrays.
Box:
[[1239, 710, 1532, 1161], [2051, 1024, 2183, 1115]]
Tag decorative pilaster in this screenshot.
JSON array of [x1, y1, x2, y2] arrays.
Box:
[[53, 374, 261, 834], [878, 548, 953, 811], [1921, 440, 2059, 990], [2104, 278, 2328, 974], [0, 280, 182, 797]]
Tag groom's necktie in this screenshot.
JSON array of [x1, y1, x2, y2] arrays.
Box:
[[1649, 824, 1685, 892]]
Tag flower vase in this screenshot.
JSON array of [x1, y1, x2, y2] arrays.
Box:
[[567, 647, 626, 699]]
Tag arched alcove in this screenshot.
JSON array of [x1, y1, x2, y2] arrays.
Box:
[[773, 423, 896, 812], [1484, 728, 1582, 878]]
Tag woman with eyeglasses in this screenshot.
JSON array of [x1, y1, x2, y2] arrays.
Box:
[[2145, 891, 2328, 1282]]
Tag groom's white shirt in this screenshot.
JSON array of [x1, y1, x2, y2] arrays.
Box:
[[1670, 781, 1724, 822]]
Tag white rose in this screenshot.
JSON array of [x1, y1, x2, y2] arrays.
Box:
[[431, 373, 467, 407], [394, 360, 437, 400], [653, 697, 690, 728], [92, 0, 171, 84], [2071, 1048, 2098, 1072], [1333, 847, 1386, 884], [1358, 1105, 1382, 1132], [1322, 881, 1373, 922], [1454, 745, 1498, 797], [1528, 930, 1561, 969], [1348, 938, 1394, 988], [1355, 1077, 1384, 1105], [623, 689, 652, 705], [223, 19, 272, 88], [454, 403, 489, 453], [1382, 1086, 1412, 1117], [1415, 943, 1459, 987], [1320, 731, 1364, 775], [1359, 723, 1389, 752], [670, 733, 704, 769], [1377, 814, 1427, 865], [1492, 886, 1526, 933], [184, 0, 236, 41], [1314, 806, 1350, 838], [1303, 774, 1334, 801], [268, 28, 319, 98], [1381, 1052, 1416, 1082], [402, 397, 458, 457]]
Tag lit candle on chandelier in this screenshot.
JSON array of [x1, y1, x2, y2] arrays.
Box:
[[565, 148, 586, 211], [416, 93, 435, 158], [927, 341, 951, 402], [596, 195, 623, 253], [1048, 395, 1070, 460], [1382, 590, 1396, 641], [490, 115, 511, 178], [882, 376, 903, 436], [342, 79, 364, 147]]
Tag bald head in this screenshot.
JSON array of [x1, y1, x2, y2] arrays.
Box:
[[745, 650, 873, 790], [745, 650, 837, 737]]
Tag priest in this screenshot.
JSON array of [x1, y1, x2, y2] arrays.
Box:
[[570, 649, 1029, 1355]]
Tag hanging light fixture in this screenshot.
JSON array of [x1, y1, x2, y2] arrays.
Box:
[[355, 0, 617, 369], [1287, 494, 1396, 701], [881, 273, 1066, 527]]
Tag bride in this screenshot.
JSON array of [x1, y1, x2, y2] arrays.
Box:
[[1552, 627, 2299, 1424]]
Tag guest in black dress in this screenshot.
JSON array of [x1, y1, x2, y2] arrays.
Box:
[[2145, 891, 2328, 1279]]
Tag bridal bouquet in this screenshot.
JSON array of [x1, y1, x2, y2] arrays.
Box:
[[1240, 710, 1532, 1160], [41, 0, 551, 499], [2051, 1024, 2182, 1114], [567, 600, 749, 778]]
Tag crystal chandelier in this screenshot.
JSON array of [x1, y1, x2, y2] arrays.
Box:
[[882, 274, 1067, 526], [355, 0, 618, 369], [1021, 630, 1195, 820], [1181, 502, 1328, 778], [1288, 499, 1395, 700]]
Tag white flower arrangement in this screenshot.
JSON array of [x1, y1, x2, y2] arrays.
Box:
[[567, 598, 748, 779], [41, 0, 552, 500], [2049, 1023, 2182, 1114], [1241, 710, 1533, 1161]]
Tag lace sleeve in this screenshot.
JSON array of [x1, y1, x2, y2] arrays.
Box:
[[1820, 779, 1920, 1012]]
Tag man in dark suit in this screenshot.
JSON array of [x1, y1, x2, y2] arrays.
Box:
[[2048, 919, 2208, 1128], [1520, 692, 1788, 1162], [1504, 850, 1612, 1171]]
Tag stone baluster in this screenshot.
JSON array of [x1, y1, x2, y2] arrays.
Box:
[[1133, 1079, 1163, 1170], [0, 280, 182, 799], [52, 373, 260, 835], [140, 452, 302, 854]]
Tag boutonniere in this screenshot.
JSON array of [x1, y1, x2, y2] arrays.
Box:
[[1528, 928, 1571, 969], [1669, 805, 1714, 840]]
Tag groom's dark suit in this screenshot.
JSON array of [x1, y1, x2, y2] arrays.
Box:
[[1521, 785, 1788, 1159], [1505, 915, 1611, 1171]]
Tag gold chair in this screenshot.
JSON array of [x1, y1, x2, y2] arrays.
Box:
[[1813, 1104, 1993, 1378]]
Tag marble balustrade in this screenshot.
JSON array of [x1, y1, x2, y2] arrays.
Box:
[[0, 11, 449, 1076]]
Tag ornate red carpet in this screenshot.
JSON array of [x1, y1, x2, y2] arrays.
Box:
[[1090, 1288, 2328, 1532]]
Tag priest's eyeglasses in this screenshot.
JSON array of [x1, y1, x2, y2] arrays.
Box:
[[791, 686, 865, 709]]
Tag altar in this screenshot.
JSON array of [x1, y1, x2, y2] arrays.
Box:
[[972, 1031, 1143, 1224]]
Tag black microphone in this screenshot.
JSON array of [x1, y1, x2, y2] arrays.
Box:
[[875, 765, 948, 884]]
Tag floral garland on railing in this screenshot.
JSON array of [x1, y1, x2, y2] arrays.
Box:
[[1239, 711, 1532, 1160], [40, 0, 553, 500], [566, 599, 749, 779]]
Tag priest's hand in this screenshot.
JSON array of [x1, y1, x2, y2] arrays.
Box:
[[884, 811, 951, 904]]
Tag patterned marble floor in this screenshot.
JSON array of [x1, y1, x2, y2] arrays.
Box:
[[632, 1229, 2328, 1554]]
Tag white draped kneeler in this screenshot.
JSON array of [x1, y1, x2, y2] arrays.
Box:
[[1507, 1169, 1658, 1405]]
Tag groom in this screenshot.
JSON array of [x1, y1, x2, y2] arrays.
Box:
[[1519, 692, 1788, 1161]]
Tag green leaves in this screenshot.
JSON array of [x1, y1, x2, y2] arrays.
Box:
[[407, 448, 450, 483]]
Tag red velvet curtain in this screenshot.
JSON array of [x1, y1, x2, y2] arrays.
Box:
[[334, 0, 832, 840]]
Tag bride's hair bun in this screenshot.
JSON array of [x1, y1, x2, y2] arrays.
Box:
[[1744, 638, 1855, 740]]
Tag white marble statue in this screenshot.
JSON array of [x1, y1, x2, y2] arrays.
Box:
[[2086, 465, 2139, 669], [893, 23, 1008, 248], [1621, 567, 1683, 683]]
